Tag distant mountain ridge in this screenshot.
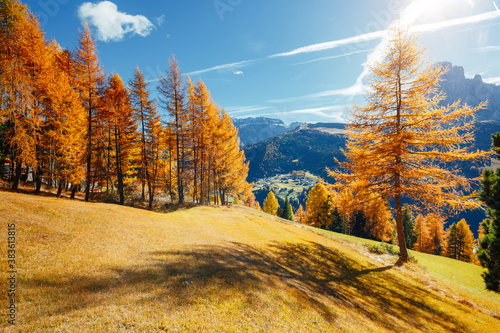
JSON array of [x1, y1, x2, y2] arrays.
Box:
[[438, 61, 500, 120], [233, 62, 500, 149], [243, 123, 347, 182], [244, 120, 499, 181], [232, 117, 302, 146], [243, 121, 500, 236]]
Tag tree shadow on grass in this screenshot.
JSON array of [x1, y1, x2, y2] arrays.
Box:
[[25, 241, 481, 331]]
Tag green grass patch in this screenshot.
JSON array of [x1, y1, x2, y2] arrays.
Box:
[[365, 242, 400, 255]]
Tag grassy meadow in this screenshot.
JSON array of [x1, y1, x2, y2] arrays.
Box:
[[1, 191, 500, 332]]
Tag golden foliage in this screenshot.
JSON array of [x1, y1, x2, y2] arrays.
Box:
[[445, 219, 476, 263], [296, 205, 306, 224], [330, 26, 489, 263], [305, 182, 333, 228], [263, 191, 279, 216], [415, 213, 446, 255]]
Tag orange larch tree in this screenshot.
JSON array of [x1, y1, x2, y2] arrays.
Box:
[[104, 74, 137, 205], [213, 110, 251, 205], [39, 42, 86, 197], [445, 218, 476, 263], [74, 23, 105, 202], [0, 0, 44, 190], [158, 56, 187, 204], [130, 67, 158, 202], [331, 26, 488, 264]]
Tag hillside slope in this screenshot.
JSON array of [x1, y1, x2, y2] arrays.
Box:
[[244, 126, 346, 181], [1, 192, 499, 332]]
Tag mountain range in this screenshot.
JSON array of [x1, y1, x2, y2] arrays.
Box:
[[439, 62, 500, 121], [232, 117, 302, 146], [236, 62, 500, 234]]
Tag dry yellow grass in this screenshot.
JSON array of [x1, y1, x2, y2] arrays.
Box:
[[1, 191, 500, 332]]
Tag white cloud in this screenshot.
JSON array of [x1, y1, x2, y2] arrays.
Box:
[[187, 60, 253, 76], [473, 45, 500, 52], [155, 14, 166, 27], [270, 9, 500, 59], [78, 1, 155, 42], [226, 106, 270, 115], [268, 85, 365, 104], [291, 49, 373, 66], [287, 106, 345, 119], [483, 76, 500, 84], [411, 10, 500, 33], [233, 71, 244, 75], [237, 106, 345, 121], [270, 31, 385, 58]]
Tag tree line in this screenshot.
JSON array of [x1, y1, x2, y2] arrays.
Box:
[[0, 0, 256, 208]]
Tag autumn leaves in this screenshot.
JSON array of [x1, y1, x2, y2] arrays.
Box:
[[330, 27, 489, 264], [0, 1, 253, 207]]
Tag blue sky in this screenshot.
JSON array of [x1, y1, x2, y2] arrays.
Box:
[[27, 0, 500, 124]]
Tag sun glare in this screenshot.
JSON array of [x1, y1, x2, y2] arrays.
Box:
[[400, 0, 475, 26]]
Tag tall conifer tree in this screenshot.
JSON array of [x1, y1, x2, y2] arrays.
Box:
[[331, 26, 488, 264]]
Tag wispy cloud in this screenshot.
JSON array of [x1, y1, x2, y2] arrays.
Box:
[[155, 14, 166, 27], [233, 71, 244, 75], [411, 10, 500, 33], [483, 76, 500, 84], [473, 45, 500, 52], [268, 85, 365, 104], [236, 106, 345, 121], [226, 106, 270, 115], [187, 60, 253, 76], [270, 31, 385, 58], [78, 1, 154, 42], [291, 49, 373, 66], [270, 10, 500, 59], [287, 106, 345, 119]]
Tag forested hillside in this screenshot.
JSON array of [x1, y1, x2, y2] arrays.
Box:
[[244, 121, 500, 182], [244, 126, 346, 181]]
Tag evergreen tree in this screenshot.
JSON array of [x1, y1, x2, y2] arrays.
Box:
[[276, 206, 283, 218], [402, 205, 418, 250], [263, 191, 279, 216], [478, 132, 500, 291], [428, 213, 445, 256], [351, 210, 369, 239], [281, 196, 294, 221], [328, 207, 344, 233]]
